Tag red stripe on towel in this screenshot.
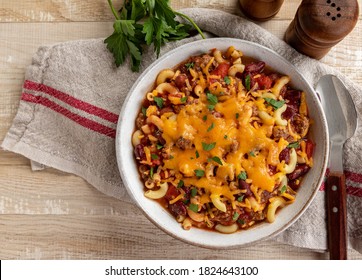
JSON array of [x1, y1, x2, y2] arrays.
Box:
[[346, 171, 362, 184], [320, 182, 362, 197], [23, 80, 119, 124], [21, 93, 116, 138]]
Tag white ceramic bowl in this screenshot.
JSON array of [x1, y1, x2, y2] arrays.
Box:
[[116, 38, 329, 248]]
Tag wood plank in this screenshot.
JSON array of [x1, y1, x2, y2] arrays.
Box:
[[1, 0, 361, 23], [0, 214, 337, 259], [0, 165, 132, 214]]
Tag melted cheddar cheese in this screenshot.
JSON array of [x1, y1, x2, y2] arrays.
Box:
[[133, 46, 313, 233]]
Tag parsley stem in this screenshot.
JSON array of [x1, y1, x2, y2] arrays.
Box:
[[175, 11, 205, 39], [107, 0, 120, 20]]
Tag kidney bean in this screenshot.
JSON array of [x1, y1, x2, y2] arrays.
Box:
[[288, 179, 301, 191], [244, 61, 265, 75], [287, 164, 310, 180], [174, 74, 187, 89], [284, 89, 302, 107], [268, 164, 277, 175], [159, 106, 173, 115], [282, 104, 298, 120], [168, 201, 187, 217], [279, 148, 291, 164], [134, 144, 146, 160], [239, 179, 253, 197], [154, 130, 166, 145]]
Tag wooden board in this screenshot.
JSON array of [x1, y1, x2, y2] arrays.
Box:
[[0, 0, 361, 259]]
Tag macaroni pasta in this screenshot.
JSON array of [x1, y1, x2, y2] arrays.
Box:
[[133, 46, 314, 233]]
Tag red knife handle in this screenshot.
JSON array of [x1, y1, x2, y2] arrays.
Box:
[[326, 172, 347, 260]]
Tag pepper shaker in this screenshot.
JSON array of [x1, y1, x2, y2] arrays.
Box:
[[285, 0, 359, 59], [239, 0, 284, 21]]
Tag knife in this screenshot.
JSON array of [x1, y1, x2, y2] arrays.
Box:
[[316, 75, 358, 260]]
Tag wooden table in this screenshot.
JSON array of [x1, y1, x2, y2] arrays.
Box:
[[1, 0, 361, 260]]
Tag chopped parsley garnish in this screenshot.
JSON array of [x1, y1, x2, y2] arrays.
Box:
[[151, 154, 159, 160], [149, 166, 154, 178], [153, 96, 164, 108], [202, 115, 207, 121], [169, 155, 174, 159], [280, 185, 287, 194], [264, 98, 285, 110], [180, 96, 187, 103], [207, 122, 215, 132], [238, 219, 246, 225], [287, 141, 300, 149], [156, 143, 163, 150], [190, 188, 197, 198], [206, 92, 218, 105], [195, 150, 200, 158], [224, 76, 231, 85], [237, 195, 244, 202], [232, 212, 240, 221], [207, 104, 215, 111], [235, 113, 239, 119], [185, 62, 194, 70], [237, 171, 247, 180], [202, 142, 216, 151], [210, 156, 223, 165], [245, 75, 251, 91], [249, 151, 256, 157], [194, 169, 205, 178], [177, 180, 184, 188], [141, 106, 147, 116], [224, 135, 228, 139], [189, 203, 198, 213]]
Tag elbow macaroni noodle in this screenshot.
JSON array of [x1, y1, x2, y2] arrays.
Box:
[[132, 46, 314, 233]]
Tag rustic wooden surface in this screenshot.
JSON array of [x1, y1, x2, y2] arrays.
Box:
[[0, 0, 361, 260]]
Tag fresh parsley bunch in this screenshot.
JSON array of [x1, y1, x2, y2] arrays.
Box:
[[105, 0, 205, 72]]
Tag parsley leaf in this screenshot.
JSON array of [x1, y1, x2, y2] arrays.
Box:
[[210, 156, 223, 165], [180, 96, 187, 103], [237, 195, 244, 202], [264, 98, 285, 110], [280, 185, 287, 194], [232, 212, 240, 221], [153, 96, 164, 108], [224, 76, 231, 85], [207, 93, 218, 105], [185, 62, 194, 70], [202, 115, 207, 121], [235, 113, 239, 119], [237, 171, 247, 180], [177, 180, 184, 188], [249, 151, 256, 157], [149, 166, 154, 178], [151, 154, 158, 160], [195, 150, 200, 158], [202, 142, 216, 151], [141, 106, 147, 116], [189, 203, 198, 213], [207, 122, 215, 132], [245, 75, 251, 91], [191, 188, 197, 198], [224, 135, 228, 139], [287, 141, 300, 149], [156, 143, 163, 150], [194, 169, 205, 178]]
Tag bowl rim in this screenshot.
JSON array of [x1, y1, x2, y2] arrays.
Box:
[[115, 37, 329, 249]]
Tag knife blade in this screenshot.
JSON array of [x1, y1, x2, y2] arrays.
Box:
[[316, 75, 357, 260]]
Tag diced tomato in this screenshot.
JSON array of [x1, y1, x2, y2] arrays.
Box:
[[255, 74, 272, 89], [211, 62, 230, 78], [305, 139, 314, 158], [164, 184, 180, 201]]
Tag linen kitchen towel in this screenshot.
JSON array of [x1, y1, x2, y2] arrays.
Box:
[[2, 9, 362, 253]]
